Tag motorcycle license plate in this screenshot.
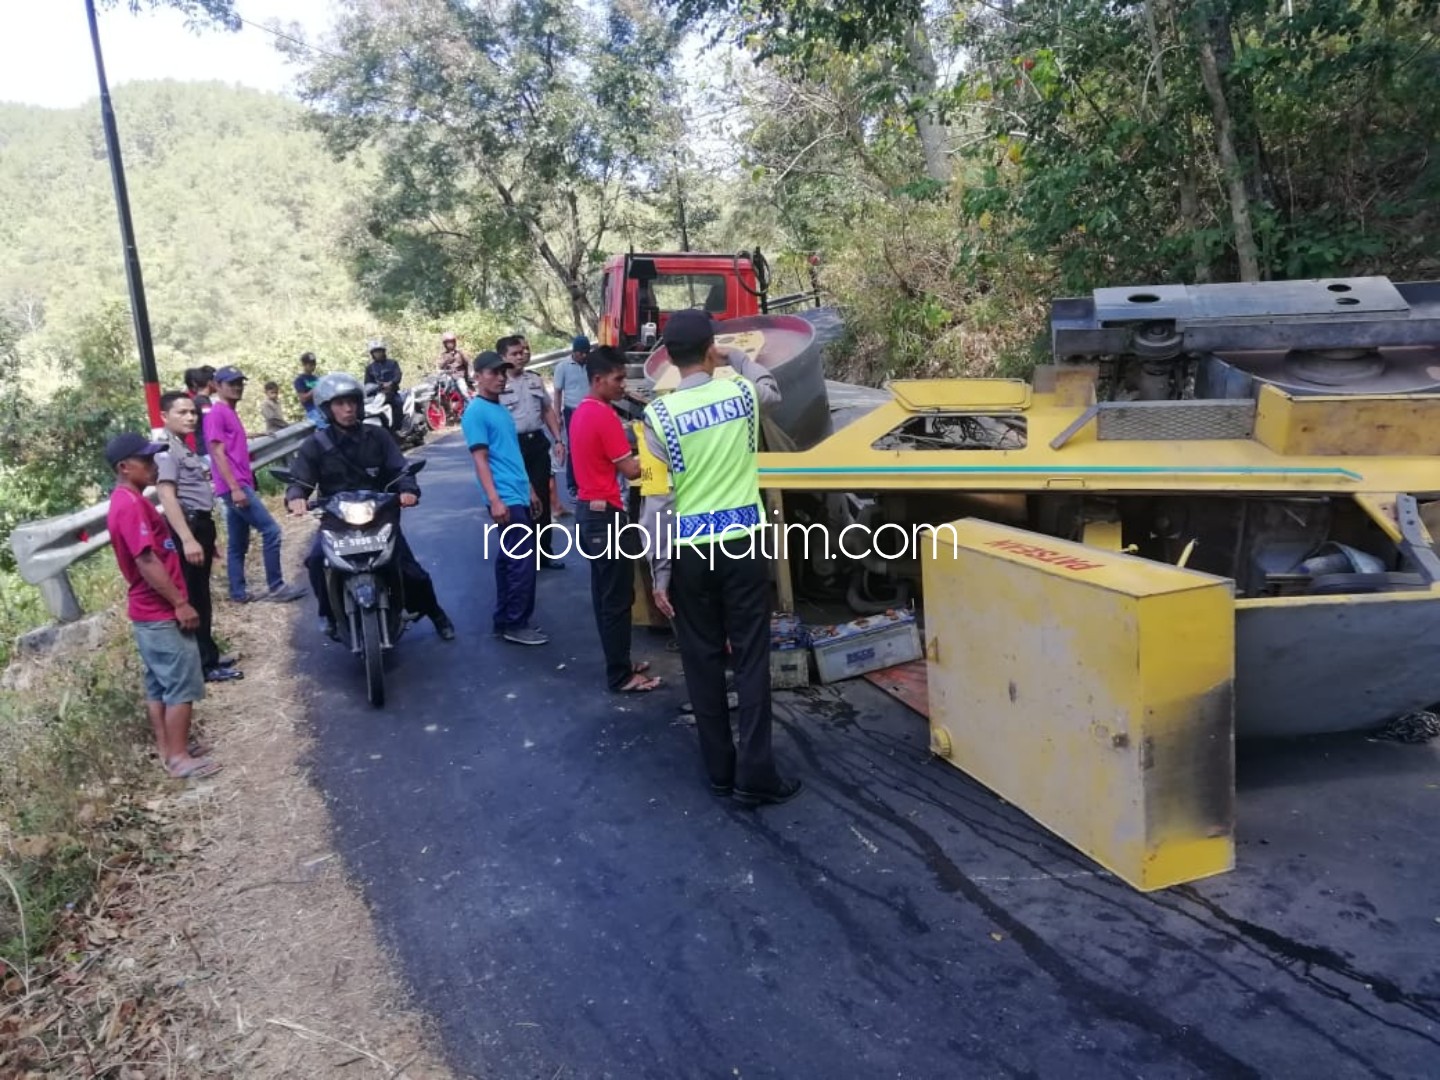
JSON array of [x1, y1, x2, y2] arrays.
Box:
[[331, 534, 386, 554]]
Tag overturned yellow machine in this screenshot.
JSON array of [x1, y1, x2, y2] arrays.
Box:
[[644, 275, 1440, 889]]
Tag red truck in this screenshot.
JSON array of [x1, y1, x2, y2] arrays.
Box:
[[595, 248, 821, 353]]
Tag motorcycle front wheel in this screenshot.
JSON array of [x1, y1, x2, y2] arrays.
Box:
[[425, 400, 445, 431], [361, 606, 385, 707]]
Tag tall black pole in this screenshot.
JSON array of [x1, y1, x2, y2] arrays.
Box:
[[85, 0, 162, 430]]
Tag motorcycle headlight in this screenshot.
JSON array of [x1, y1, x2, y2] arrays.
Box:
[[338, 499, 378, 526]]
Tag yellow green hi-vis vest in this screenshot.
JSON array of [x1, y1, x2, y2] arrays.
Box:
[[645, 376, 766, 546]]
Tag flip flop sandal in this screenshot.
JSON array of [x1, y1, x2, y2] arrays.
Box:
[[617, 675, 662, 693], [188, 737, 213, 758], [166, 757, 223, 781]]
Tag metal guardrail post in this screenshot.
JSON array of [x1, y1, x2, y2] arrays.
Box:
[[9, 420, 317, 624], [39, 575, 83, 624]]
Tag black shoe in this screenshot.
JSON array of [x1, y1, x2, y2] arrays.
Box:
[[540, 558, 566, 570], [433, 611, 456, 641], [732, 778, 803, 808], [679, 691, 739, 713], [204, 666, 244, 683]]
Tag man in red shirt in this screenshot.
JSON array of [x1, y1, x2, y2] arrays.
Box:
[[570, 346, 660, 693], [105, 433, 220, 780]]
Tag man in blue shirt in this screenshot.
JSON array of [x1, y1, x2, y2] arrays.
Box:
[[294, 352, 326, 428], [551, 334, 592, 507], [462, 351, 547, 646]]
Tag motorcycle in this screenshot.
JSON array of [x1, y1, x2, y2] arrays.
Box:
[[272, 460, 426, 707], [401, 381, 436, 447], [363, 381, 429, 450], [428, 372, 469, 428]]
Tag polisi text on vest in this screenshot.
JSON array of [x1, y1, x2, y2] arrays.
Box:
[[674, 394, 752, 436]]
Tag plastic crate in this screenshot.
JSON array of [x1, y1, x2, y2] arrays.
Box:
[[809, 610, 921, 684]]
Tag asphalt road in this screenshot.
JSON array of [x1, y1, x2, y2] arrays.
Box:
[[297, 430, 1440, 1080]]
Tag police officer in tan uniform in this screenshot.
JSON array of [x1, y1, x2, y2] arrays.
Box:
[[497, 335, 567, 568]]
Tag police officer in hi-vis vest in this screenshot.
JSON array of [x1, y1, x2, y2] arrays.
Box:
[[643, 309, 803, 807]]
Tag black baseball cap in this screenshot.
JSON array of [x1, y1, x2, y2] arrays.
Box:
[[662, 308, 715, 352], [472, 350, 513, 373], [214, 365, 247, 384], [105, 432, 166, 468]]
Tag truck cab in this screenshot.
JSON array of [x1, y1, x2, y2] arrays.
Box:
[[596, 251, 763, 354]]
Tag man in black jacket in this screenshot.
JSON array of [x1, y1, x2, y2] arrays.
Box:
[[364, 339, 404, 435], [285, 372, 454, 641]]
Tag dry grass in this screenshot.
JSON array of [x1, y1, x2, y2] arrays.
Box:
[[1, 506, 456, 1079]]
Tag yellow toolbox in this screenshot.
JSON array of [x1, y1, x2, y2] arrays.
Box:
[[921, 520, 1236, 891]]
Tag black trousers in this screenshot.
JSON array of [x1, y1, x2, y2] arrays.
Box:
[[182, 511, 220, 669], [578, 504, 636, 689], [562, 407, 577, 500], [306, 528, 441, 621], [671, 537, 780, 792], [518, 430, 559, 560]]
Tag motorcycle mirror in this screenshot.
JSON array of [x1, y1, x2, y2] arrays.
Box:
[[405, 459, 428, 476], [270, 467, 297, 485]]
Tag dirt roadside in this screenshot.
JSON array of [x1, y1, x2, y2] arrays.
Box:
[[153, 511, 455, 1077], [2, 508, 458, 1079]]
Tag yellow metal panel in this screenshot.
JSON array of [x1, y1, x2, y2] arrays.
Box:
[[633, 421, 671, 496], [1254, 384, 1440, 456], [1082, 519, 1123, 551], [889, 379, 1032, 412], [758, 380, 1440, 495], [923, 520, 1235, 891], [1352, 493, 1405, 543]]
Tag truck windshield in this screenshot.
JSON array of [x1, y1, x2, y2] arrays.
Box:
[[647, 274, 728, 314]]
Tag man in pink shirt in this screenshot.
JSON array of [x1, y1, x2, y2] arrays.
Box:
[[208, 366, 306, 603], [105, 433, 219, 780], [570, 346, 660, 693]]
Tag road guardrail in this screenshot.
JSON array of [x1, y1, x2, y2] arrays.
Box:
[[9, 419, 316, 623], [9, 346, 574, 624]]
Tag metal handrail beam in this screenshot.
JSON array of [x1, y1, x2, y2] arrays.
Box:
[[9, 420, 316, 622]]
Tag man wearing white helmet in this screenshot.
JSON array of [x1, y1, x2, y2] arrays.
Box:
[[364, 339, 403, 434], [285, 372, 455, 642]]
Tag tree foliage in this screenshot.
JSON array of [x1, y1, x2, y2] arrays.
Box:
[[294, 0, 685, 334], [0, 83, 378, 382], [698, 0, 1440, 377], [101, 0, 240, 30], [0, 306, 146, 565], [957, 0, 1440, 289]]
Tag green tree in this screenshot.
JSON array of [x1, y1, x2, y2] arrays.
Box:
[[669, 0, 954, 183], [293, 0, 685, 334], [958, 0, 1440, 288], [102, 0, 239, 28], [0, 306, 146, 565]]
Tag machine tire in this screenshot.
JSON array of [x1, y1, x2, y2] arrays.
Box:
[[426, 400, 445, 430], [361, 607, 385, 707]]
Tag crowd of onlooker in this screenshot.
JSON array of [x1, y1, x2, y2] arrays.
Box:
[[104, 318, 802, 805]]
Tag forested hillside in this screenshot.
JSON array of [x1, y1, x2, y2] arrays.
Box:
[[0, 81, 374, 389]]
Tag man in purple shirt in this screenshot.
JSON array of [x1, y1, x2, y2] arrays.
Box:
[[208, 366, 307, 603]]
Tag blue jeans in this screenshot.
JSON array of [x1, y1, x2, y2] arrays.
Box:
[[222, 485, 285, 600]]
